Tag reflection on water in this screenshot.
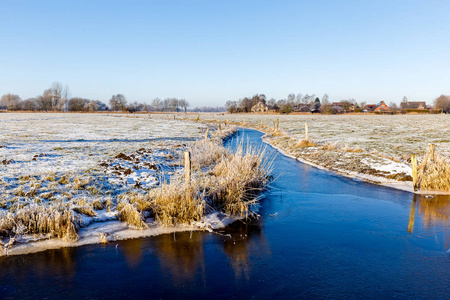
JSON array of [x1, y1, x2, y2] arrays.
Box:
[[120, 238, 144, 269], [408, 194, 450, 250], [151, 219, 269, 282], [153, 231, 206, 283], [219, 219, 270, 280]]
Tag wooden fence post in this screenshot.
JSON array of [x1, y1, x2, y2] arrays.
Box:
[[411, 154, 418, 191], [184, 151, 191, 185], [276, 119, 279, 132], [204, 128, 209, 140], [305, 122, 309, 141], [429, 143, 435, 162], [219, 123, 222, 134]]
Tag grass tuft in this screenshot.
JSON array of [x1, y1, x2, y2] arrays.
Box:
[[118, 202, 148, 229], [0, 204, 79, 241], [149, 182, 205, 226], [417, 151, 450, 192], [296, 139, 317, 148]]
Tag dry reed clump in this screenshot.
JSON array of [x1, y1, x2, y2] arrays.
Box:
[[58, 175, 70, 185], [0, 204, 79, 242], [207, 145, 272, 218], [417, 152, 450, 191], [119, 192, 152, 212], [188, 139, 230, 170], [118, 202, 148, 229], [73, 176, 90, 190], [295, 139, 317, 148], [73, 206, 97, 217], [340, 144, 364, 153], [92, 199, 104, 210], [149, 182, 205, 226], [321, 142, 338, 151]]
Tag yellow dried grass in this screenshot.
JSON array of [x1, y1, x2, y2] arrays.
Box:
[[0, 204, 79, 241], [149, 182, 205, 226], [417, 151, 450, 192]]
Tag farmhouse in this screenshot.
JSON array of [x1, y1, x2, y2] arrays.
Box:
[[400, 101, 427, 110], [251, 101, 269, 113], [364, 101, 391, 113]]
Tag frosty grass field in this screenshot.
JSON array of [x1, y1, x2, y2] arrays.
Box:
[[1, 112, 449, 255], [1, 113, 262, 256]]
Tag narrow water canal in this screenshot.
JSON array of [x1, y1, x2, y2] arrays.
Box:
[[1, 128, 449, 299]]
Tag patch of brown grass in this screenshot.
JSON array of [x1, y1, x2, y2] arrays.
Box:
[[149, 182, 205, 226], [0, 204, 79, 241], [188, 139, 229, 171], [118, 202, 148, 229], [417, 152, 450, 191], [296, 139, 317, 148], [73, 206, 97, 217]]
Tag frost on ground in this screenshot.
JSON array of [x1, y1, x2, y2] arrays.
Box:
[[0, 113, 267, 256], [195, 113, 450, 190]]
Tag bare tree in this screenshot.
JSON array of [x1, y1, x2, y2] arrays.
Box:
[[109, 95, 118, 111], [50, 82, 63, 111], [434, 95, 450, 113], [0, 93, 22, 110], [21, 98, 38, 111], [321, 94, 330, 105], [179, 98, 190, 112], [116, 94, 127, 111], [68, 98, 89, 111], [151, 98, 163, 111], [61, 84, 71, 111]]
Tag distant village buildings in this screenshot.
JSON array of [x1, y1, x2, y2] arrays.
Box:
[[251, 101, 269, 113], [400, 101, 427, 110], [364, 101, 391, 113]]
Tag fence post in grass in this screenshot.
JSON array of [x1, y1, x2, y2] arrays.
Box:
[[429, 144, 435, 162], [204, 128, 209, 140], [184, 151, 191, 186], [411, 154, 418, 191], [276, 119, 279, 132], [305, 122, 309, 141], [219, 123, 222, 134]]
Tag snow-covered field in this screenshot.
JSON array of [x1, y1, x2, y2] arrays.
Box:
[[0, 113, 222, 255]]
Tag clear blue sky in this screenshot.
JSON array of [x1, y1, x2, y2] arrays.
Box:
[[1, 0, 449, 106]]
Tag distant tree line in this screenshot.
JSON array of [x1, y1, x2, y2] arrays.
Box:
[[0, 82, 191, 113], [190, 106, 225, 112], [0, 82, 108, 112]]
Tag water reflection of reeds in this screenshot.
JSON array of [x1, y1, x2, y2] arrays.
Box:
[[408, 194, 450, 231], [154, 231, 206, 283], [407, 194, 450, 250], [219, 219, 270, 280]]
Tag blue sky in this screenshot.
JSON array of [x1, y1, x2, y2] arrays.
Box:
[[1, 0, 449, 106]]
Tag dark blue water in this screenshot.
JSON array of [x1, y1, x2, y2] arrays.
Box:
[[1, 128, 450, 299]]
